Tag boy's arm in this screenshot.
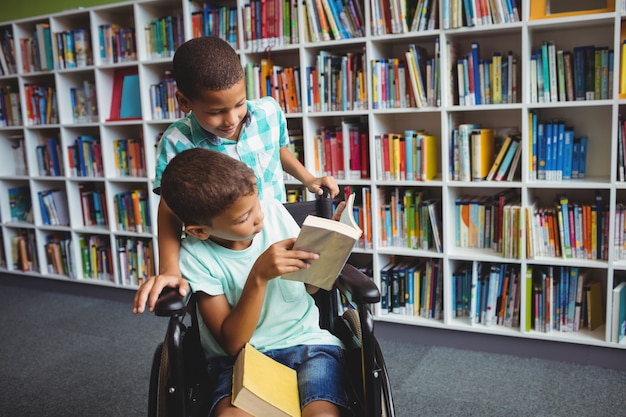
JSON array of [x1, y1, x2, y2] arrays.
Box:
[[279, 147, 340, 198], [196, 238, 319, 356], [133, 199, 188, 314]]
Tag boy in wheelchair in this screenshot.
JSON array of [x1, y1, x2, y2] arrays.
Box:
[[155, 147, 351, 417]]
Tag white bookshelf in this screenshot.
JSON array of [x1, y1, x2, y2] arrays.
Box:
[[0, 0, 625, 350]]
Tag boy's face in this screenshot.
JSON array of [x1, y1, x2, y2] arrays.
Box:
[[187, 190, 264, 250], [176, 79, 247, 142]]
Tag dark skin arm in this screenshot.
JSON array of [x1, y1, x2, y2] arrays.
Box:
[[197, 238, 319, 356]]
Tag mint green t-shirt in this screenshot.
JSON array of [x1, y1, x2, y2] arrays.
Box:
[[180, 198, 342, 360]]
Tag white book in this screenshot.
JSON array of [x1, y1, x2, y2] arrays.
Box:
[[283, 193, 362, 290]]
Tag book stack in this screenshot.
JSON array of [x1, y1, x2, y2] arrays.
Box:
[[116, 237, 155, 286], [527, 266, 604, 334], [443, 0, 521, 29], [379, 258, 442, 318], [190, 4, 237, 48], [457, 262, 521, 328], [78, 234, 113, 282]]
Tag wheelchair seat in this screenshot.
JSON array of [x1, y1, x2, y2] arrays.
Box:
[[148, 194, 395, 417]]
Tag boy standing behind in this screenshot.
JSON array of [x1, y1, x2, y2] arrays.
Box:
[[159, 148, 350, 416], [134, 37, 338, 313]]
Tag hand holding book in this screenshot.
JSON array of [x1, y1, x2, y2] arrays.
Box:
[[283, 193, 362, 291]]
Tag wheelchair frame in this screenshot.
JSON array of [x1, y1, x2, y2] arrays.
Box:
[[147, 196, 395, 417]]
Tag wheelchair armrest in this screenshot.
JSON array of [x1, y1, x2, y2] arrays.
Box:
[[336, 264, 380, 305], [154, 287, 190, 317]]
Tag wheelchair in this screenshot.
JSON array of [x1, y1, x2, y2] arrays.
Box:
[[147, 194, 396, 417]]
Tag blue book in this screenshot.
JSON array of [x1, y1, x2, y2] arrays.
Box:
[[471, 42, 482, 105], [380, 262, 395, 313], [571, 138, 580, 178], [38, 191, 50, 225], [567, 267, 579, 331], [578, 137, 588, 178], [555, 122, 565, 180], [404, 130, 416, 180], [119, 74, 141, 119], [406, 263, 418, 315], [562, 129, 574, 179], [541, 41, 550, 102], [537, 122, 546, 180], [47, 137, 61, 176], [494, 139, 519, 181]]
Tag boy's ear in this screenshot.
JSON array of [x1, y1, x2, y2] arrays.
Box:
[[184, 224, 211, 240], [176, 91, 192, 114]]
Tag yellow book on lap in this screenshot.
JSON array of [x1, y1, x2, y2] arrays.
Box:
[[232, 343, 301, 417]]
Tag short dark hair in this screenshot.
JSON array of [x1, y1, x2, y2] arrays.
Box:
[[160, 148, 256, 226], [173, 36, 244, 100]]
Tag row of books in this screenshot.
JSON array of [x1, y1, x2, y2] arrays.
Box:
[[38, 189, 70, 226], [24, 83, 58, 126], [528, 266, 603, 333], [379, 258, 443, 318], [190, 4, 237, 48], [378, 188, 442, 253], [372, 41, 441, 110], [303, 0, 364, 43], [0, 86, 22, 127], [116, 237, 155, 286], [312, 120, 369, 180], [10, 229, 37, 272], [455, 262, 521, 328], [306, 50, 367, 112], [0, 28, 17, 75], [372, 0, 438, 36], [343, 187, 373, 250], [144, 14, 184, 59], [529, 114, 588, 181], [454, 190, 522, 258], [97, 24, 137, 65], [36, 137, 62, 177], [242, 0, 299, 51], [530, 42, 613, 104], [8, 186, 33, 223], [70, 81, 98, 124], [44, 234, 73, 278], [449, 125, 521, 182], [67, 136, 103, 178], [113, 190, 152, 234], [149, 71, 182, 120], [79, 185, 107, 227], [375, 131, 437, 182], [113, 138, 146, 177], [19, 23, 54, 72], [526, 193, 609, 261], [79, 234, 113, 282], [455, 44, 518, 106], [54, 28, 92, 69], [443, 0, 520, 29], [613, 203, 626, 261], [245, 60, 302, 114]]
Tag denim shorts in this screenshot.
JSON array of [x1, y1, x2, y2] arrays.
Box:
[[207, 344, 351, 416]]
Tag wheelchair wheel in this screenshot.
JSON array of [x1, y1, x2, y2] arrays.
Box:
[[148, 342, 170, 417], [342, 309, 396, 417]]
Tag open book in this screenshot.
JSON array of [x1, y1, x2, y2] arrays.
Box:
[[232, 343, 301, 417], [283, 193, 362, 290]]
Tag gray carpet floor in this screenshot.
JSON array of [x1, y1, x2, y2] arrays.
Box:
[[1, 274, 625, 417]]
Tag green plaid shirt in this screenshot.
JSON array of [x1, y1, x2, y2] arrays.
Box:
[[154, 96, 288, 202]]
